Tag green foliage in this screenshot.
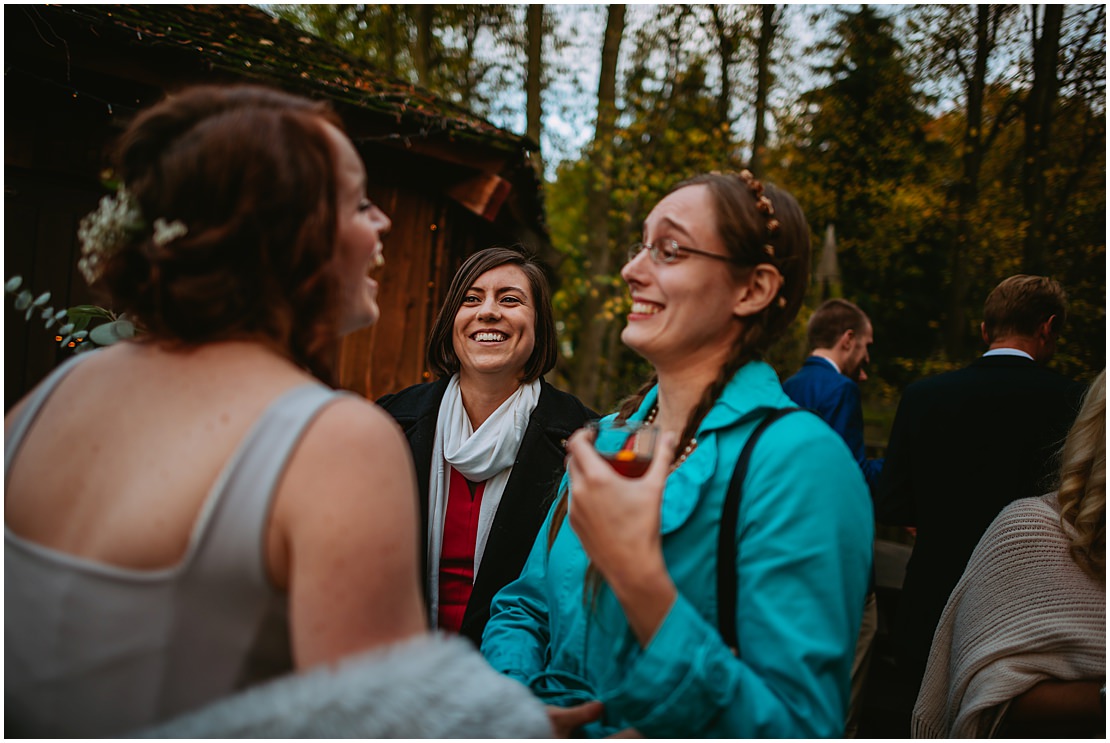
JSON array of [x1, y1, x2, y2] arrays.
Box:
[[784, 6, 962, 389], [5, 276, 134, 353], [280, 3, 1105, 406], [270, 4, 523, 121], [550, 7, 757, 409]]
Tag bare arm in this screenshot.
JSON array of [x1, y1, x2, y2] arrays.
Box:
[[269, 398, 427, 669], [996, 678, 1104, 738]]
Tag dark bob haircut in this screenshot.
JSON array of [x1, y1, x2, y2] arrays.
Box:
[[426, 247, 558, 384]]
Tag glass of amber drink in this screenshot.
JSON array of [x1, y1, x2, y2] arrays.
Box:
[[585, 419, 659, 478]]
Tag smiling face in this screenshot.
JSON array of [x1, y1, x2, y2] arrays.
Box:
[[451, 263, 537, 387], [325, 122, 392, 335], [620, 184, 749, 372]]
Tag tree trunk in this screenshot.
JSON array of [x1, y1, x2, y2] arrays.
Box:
[[377, 5, 399, 77], [526, 4, 545, 178], [708, 5, 735, 142], [944, 5, 991, 360], [414, 5, 433, 87], [1022, 4, 1063, 275], [597, 316, 624, 412], [526, 5, 563, 274], [458, 12, 479, 105], [570, 4, 626, 407], [750, 4, 778, 175]]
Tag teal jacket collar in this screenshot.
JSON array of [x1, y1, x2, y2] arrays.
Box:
[[615, 361, 796, 534]]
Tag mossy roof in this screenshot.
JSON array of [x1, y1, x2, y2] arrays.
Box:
[[41, 4, 536, 156]]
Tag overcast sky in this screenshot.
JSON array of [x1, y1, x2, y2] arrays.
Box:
[[497, 4, 832, 178]]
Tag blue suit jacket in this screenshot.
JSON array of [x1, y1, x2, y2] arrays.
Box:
[[783, 356, 883, 491]]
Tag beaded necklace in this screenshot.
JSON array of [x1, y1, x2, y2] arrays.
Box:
[[643, 405, 698, 471]]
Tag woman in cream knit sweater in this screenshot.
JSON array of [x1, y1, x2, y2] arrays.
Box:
[[912, 370, 1105, 738]]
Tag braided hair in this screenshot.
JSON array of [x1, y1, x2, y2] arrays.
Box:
[[615, 171, 810, 463], [548, 172, 811, 558]]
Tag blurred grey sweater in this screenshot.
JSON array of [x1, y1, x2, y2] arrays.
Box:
[[138, 633, 552, 738]]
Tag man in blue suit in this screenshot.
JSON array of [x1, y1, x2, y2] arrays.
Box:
[[784, 298, 883, 491], [783, 298, 881, 737]]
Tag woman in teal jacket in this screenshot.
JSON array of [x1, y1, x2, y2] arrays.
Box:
[[480, 172, 873, 738]]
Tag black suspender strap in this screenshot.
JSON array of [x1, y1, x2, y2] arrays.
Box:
[[716, 407, 805, 653]]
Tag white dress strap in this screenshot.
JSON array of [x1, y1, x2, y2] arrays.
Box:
[[4, 352, 99, 483]]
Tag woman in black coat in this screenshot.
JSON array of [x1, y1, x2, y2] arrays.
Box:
[[378, 247, 594, 645]]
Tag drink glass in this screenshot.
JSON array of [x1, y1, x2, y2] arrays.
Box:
[[585, 419, 659, 478]]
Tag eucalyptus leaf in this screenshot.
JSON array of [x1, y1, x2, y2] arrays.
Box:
[[73, 330, 89, 341], [33, 292, 51, 307], [14, 291, 32, 311], [5, 276, 23, 292], [57, 323, 75, 336], [67, 305, 115, 322], [60, 335, 72, 347], [53, 309, 67, 321], [89, 319, 135, 346], [24, 307, 34, 321]]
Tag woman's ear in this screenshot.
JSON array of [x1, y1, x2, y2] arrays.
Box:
[[732, 264, 784, 318]]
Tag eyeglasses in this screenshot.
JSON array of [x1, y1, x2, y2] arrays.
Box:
[[628, 240, 740, 265]]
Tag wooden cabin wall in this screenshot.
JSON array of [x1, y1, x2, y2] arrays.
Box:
[[338, 186, 525, 400], [4, 72, 118, 410], [5, 8, 537, 409], [337, 184, 445, 399]]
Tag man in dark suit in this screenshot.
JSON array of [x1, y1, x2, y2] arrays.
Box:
[[784, 297, 882, 737], [784, 298, 883, 491], [876, 275, 1083, 724]]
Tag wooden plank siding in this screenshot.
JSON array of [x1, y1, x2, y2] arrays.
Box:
[[5, 5, 549, 409], [339, 185, 444, 399]]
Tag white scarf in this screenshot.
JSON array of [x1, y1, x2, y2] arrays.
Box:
[[427, 374, 541, 626]]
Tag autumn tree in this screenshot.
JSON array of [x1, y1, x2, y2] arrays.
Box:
[[526, 5, 544, 177], [567, 4, 626, 407], [705, 4, 749, 153], [750, 5, 781, 175], [903, 5, 1023, 358], [1021, 5, 1105, 275], [271, 4, 521, 120], [785, 6, 944, 387]]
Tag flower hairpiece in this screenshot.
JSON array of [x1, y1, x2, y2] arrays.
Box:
[[736, 169, 781, 256], [735, 170, 789, 310], [152, 218, 189, 247], [76, 185, 188, 285]]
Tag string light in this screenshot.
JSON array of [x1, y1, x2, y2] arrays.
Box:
[[10, 66, 138, 118]]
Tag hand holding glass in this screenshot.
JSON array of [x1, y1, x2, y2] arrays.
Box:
[[585, 419, 659, 478]]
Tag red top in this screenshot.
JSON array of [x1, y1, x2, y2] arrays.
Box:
[[437, 466, 486, 632]]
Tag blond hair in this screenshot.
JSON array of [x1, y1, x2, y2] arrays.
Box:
[[1057, 370, 1105, 579]]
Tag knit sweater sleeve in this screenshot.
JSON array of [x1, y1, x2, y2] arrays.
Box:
[[912, 494, 1106, 738]]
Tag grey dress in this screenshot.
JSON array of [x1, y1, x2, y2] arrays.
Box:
[[5, 352, 348, 737]]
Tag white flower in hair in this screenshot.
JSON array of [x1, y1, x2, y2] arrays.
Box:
[[77, 185, 144, 285], [152, 218, 188, 247], [76, 186, 190, 285]]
